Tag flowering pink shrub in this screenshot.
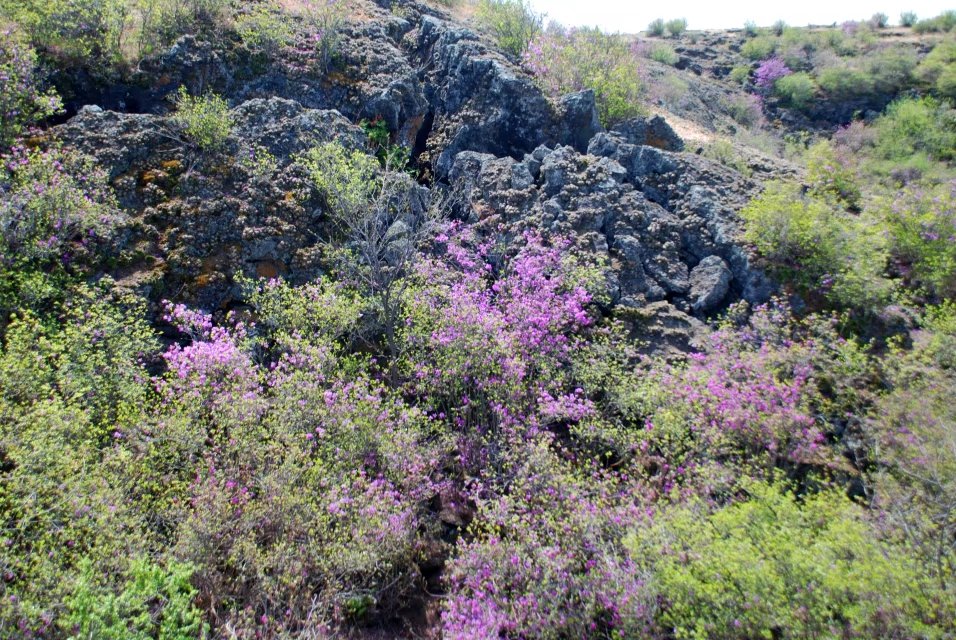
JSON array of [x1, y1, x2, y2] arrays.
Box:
[[0, 38, 62, 148], [0, 145, 121, 268], [442, 440, 655, 639], [402, 226, 596, 443], [633, 302, 870, 494], [158, 303, 261, 426], [754, 57, 792, 89]]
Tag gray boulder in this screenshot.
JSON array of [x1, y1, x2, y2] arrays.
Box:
[[689, 256, 732, 313]]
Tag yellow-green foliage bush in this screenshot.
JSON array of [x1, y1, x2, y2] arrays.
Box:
[[913, 10, 956, 34], [741, 35, 776, 60], [817, 65, 875, 99], [870, 306, 956, 609], [523, 26, 644, 127], [773, 71, 816, 110], [171, 87, 234, 153], [876, 183, 956, 298], [0, 0, 129, 61], [474, 0, 542, 58], [741, 181, 892, 309], [872, 97, 956, 163], [917, 39, 956, 99], [627, 480, 951, 640]]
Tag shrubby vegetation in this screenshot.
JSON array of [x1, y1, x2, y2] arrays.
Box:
[[0, 145, 124, 323], [630, 480, 948, 639], [171, 87, 234, 154], [0, 0, 347, 73], [523, 26, 644, 126], [3, 2, 956, 639], [0, 39, 62, 147], [474, 0, 542, 58]]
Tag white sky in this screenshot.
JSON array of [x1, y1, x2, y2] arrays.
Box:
[[528, 0, 955, 32]]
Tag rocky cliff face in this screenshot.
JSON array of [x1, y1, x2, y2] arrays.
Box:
[[54, 0, 777, 352]]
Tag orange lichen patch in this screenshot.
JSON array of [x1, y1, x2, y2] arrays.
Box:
[[404, 114, 425, 148], [283, 191, 298, 204], [140, 169, 169, 185], [23, 134, 52, 148], [200, 252, 229, 275], [162, 159, 183, 172], [255, 259, 287, 279]]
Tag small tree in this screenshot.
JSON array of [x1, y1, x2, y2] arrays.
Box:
[[171, 87, 233, 154], [870, 12, 889, 28], [299, 142, 445, 374], [647, 18, 665, 36], [901, 11, 918, 27], [665, 18, 687, 37]]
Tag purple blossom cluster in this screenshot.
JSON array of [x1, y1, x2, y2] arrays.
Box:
[[0, 38, 62, 147], [0, 145, 121, 268], [754, 57, 792, 90], [403, 226, 594, 440]]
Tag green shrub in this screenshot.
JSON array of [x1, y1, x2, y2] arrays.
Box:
[[299, 141, 381, 215], [627, 480, 950, 640], [0, 146, 124, 320], [524, 26, 644, 127], [475, 0, 542, 58], [901, 11, 918, 27], [297, 0, 347, 73], [743, 21, 759, 37], [878, 183, 956, 297], [866, 47, 916, 94], [938, 65, 956, 100], [298, 141, 438, 360], [665, 18, 688, 38], [917, 39, 956, 99], [171, 87, 233, 153], [805, 140, 861, 207], [0, 284, 160, 634], [0, 0, 128, 61], [817, 65, 875, 100], [741, 35, 776, 60], [773, 71, 816, 110], [64, 558, 206, 640], [360, 117, 410, 169], [729, 64, 751, 84], [771, 19, 787, 36], [872, 96, 956, 162], [870, 322, 956, 607], [648, 42, 679, 65], [722, 94, 764, 127], [701, 139, 751, 175], [913, 10, 956, 33], [647, 18, 665, 36], [741, 181, 892, 309], [235, 2, 295, 55]]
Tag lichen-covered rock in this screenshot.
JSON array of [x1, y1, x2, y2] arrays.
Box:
[[610, 115, 684, 152], [55, 98, 367, 308], [450, 140, 771, 311], [448, 132, 777, 354], [689, 255, 732, 313], [414, 16, 601, 179]]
